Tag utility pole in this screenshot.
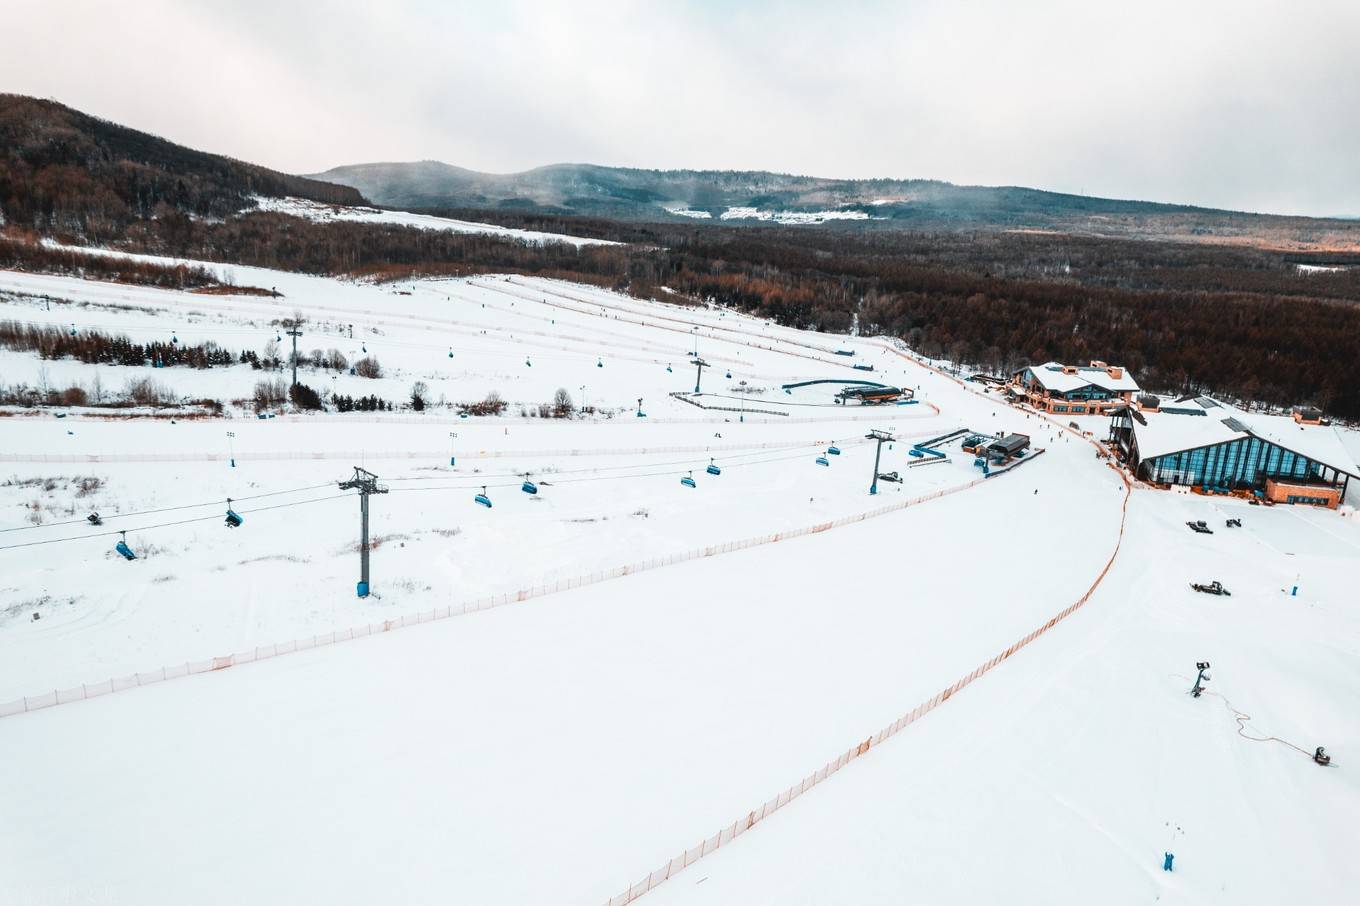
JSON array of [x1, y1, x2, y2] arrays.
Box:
[[338, 467, 388, 598], [866, 428, 895, 495], [286, 326, 303, 388], [692, 357, 709, 394]]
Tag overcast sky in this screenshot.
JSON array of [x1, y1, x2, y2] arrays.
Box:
[[6, 0, 1358, 216]]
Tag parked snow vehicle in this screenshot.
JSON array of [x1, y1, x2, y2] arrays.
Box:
[[1190, 580, 1231, 595]]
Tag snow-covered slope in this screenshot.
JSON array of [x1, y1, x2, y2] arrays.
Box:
[[251, 195, 619, 247], [1, 258, 1356, 906]]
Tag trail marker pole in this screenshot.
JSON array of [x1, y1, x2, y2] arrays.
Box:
[[339, 467, 388, 598]]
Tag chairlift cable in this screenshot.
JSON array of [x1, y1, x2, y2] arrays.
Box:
[[0, 483, 339, 535]]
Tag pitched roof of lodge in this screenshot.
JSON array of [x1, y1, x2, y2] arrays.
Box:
[[1131, 396, 1360, 478], [1019, 362, 1141, 394]]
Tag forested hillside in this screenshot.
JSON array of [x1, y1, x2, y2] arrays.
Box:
[[102, 209, 1360, 420], [0, 95, 365, 241]]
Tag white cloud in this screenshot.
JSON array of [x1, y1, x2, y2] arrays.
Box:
[[3, 0, 1357, 215]]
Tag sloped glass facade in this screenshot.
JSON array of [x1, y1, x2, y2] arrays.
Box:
[[1141, 434, 1338, 491]]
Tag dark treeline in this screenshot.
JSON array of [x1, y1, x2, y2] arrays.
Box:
[[121, 211, 633, 283], [0, 234, 219, 289], [332, 393, 393, 412], [0, 320, 236, 369], [0, 95, 363, 240]]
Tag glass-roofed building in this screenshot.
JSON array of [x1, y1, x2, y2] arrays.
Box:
[[1108, 396, 1358, 507]]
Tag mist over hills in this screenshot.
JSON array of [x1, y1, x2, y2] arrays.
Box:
[[309, 159, 1209, 220], [307, 159, 1360, 249]]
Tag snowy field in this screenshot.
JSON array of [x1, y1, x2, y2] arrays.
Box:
[[251, 195, 619, 247], [1, 258, 1358, 905]]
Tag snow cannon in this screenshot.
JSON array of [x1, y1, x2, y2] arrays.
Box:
[[1190, 661, 1211, 698]]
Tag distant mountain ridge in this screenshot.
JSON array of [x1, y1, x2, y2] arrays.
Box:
[[309, 159, 1217, 221], [308, 161, 1360, 250]]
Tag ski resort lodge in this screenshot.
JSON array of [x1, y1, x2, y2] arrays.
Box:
[[1107, 397, 1358, 507], [1009, 361, 1140, 415]]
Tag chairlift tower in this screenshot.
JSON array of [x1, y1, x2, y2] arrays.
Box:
[[338, 467, 388, 598], [286, 327, 303, 388], [692, 357, 709, 394], [865, 428, 896, 495]]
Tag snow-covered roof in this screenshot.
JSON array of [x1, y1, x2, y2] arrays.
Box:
[[1133, 399, 1360, 477], [1020, 362, 1141, 394]]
